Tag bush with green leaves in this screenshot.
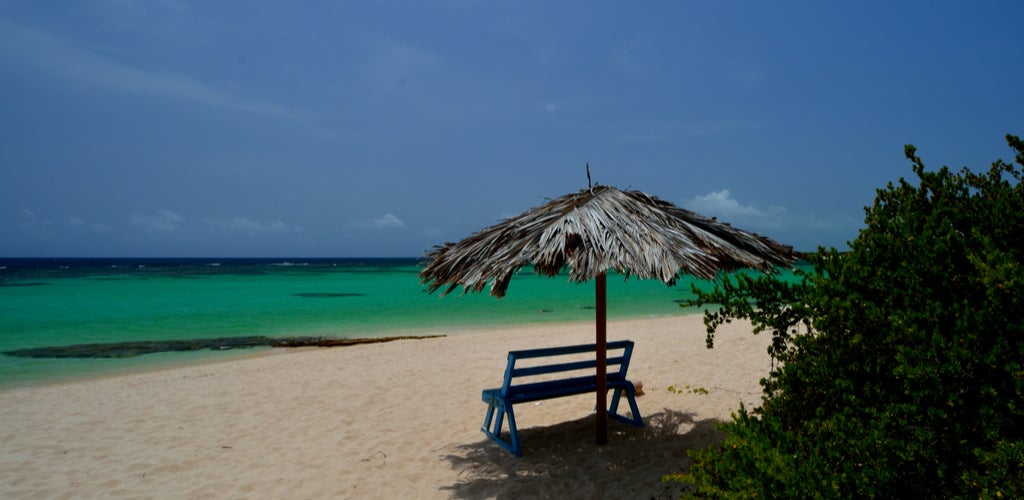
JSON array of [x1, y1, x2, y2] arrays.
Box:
[[670, 135, 1024, 498]]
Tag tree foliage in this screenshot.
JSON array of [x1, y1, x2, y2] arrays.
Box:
[[671, 134, 1024, 498]]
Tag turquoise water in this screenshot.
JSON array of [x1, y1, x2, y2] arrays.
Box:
[[0, 258, 803, 389]]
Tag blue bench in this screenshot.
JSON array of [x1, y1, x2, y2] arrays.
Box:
[[481, 340, 645, 457]]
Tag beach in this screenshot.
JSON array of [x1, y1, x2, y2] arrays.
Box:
[[0, 314, 772, 499]]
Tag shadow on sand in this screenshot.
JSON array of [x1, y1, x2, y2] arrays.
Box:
[[441, 409, 722, 499]]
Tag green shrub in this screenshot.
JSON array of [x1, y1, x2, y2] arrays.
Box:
[[673, 134, 1024, 498]]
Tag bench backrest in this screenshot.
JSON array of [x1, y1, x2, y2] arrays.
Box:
[[499, 340, 635, 396]]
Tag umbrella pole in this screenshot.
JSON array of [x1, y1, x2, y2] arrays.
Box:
[[596, 272, 608, 445]]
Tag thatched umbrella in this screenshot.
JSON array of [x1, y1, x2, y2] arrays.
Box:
[[419, 184, 796, 446]]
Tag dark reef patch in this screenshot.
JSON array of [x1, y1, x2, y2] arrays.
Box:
[[3, 334, 444, 359]]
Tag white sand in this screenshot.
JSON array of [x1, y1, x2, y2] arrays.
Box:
[[0, 314, 772, 499]]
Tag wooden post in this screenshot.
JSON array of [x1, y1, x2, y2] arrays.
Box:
[[596, 272, 608, 445]]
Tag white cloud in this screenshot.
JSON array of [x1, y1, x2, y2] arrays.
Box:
[[67, 217, 110, 232], [682, 191, 857, 249], [130, 210, 183, 233], [129, 212, 304, 236], [685, 190, 765, 218], [0, 20, 305, 121], [373, 213, 405, 229], [204, 217, 301, 235], [17, 208, 43, 227], [14, 208, 54, 236]]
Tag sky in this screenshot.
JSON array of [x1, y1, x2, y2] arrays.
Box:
[[1, 1, 1022, 258]]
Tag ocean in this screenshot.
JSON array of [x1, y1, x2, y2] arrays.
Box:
[[0, 257, 802, 389]]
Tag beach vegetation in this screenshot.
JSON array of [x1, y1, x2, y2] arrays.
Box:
[[666, 385, 710, 395], [669, 134, 1024, 497]]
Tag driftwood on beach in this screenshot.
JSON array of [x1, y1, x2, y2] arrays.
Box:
[[2, 335, 445, 359]]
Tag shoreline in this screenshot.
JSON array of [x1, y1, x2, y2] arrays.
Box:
[[0, 314, 772, 498], [1, 311, 703, 392]]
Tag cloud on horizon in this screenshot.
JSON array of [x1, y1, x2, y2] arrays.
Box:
[[67, 216, 111, 233], [203, 217, 302, 235], [683, 190, 860, 249], [372, 213, 405, 229], [129, 210, 302, 236], [130, 210, 183, 233], [685, 190, 767, 219]]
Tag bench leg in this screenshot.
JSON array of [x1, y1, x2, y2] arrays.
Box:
[[481, 400, 523, 457], [482, 399, 506, 438], [609, 387, 623, 414], [505, 404, 522, 457], [608, 387, 645, 427], [482, 400, 497, 434]]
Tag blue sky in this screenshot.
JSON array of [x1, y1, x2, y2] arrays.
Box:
[[1, 1, 1021, 257]]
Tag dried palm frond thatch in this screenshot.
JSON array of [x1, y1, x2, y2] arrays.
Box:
[[419, 185, 796, 297]]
